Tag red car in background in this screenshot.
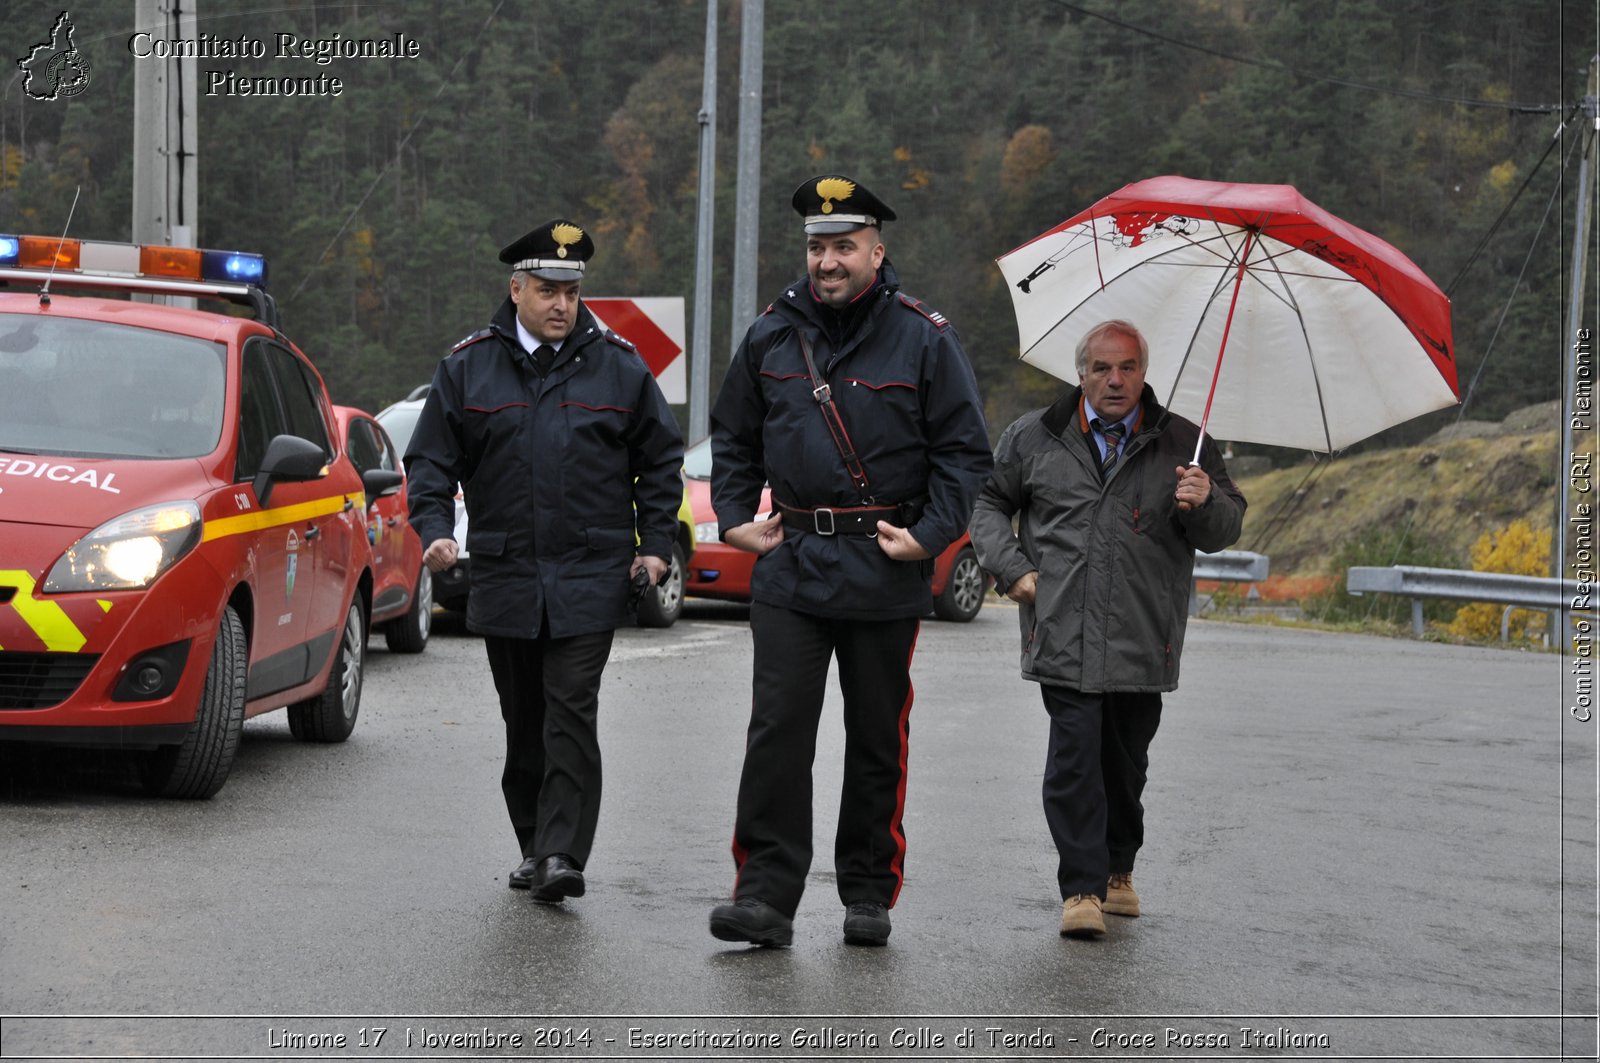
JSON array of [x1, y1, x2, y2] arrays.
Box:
[[682, 438, 988, 621], [333, 407, 430, 653]]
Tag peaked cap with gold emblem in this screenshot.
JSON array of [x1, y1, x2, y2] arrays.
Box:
[[791, 174, 897, 235], [498, 219, 594, 281]]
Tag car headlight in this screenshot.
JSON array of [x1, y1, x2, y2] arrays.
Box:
[[695, 520, 720, 544], [43, 501, 203, 592]]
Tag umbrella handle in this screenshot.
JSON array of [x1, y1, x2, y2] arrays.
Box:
[[1177, 449, 1197, 513]]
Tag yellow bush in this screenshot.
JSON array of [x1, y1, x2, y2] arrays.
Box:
[[1445, 519, 1551, 642]]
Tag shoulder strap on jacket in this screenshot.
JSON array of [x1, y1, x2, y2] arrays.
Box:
[[450, 328, 494, 353], [897, 293, 949, 330]]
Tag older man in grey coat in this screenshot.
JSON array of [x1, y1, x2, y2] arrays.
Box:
[[969, 319, 1245, 939]]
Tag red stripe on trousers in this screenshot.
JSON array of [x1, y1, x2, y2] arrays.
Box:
[[886, 620, 920, 906], [728, 692, 754, 899]]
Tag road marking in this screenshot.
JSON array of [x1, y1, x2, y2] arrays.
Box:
[[608, 622, 733, 662]]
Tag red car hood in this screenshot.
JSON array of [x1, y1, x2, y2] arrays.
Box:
[[0, 454, 215, 532]]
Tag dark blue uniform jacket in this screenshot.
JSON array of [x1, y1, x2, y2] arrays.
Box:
[[710, 262, 992, 620], [405, 297, 684, 639]]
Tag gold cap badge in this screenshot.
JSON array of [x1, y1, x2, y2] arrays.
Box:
[[815, 178, 855, 215], [551, 222, 584, 259]]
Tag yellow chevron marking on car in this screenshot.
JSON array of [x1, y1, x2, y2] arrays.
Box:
[[0, 570, 87, 653], [202, 492, 364, 543]]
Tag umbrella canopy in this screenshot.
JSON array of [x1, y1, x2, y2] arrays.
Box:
[[996, 175, 1458, 453]]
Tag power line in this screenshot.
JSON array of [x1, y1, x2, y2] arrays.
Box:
[[1361, 129, 1585, 623], [1445, 105, 1580, 296], [283, 0, 507, 306], [1247, 114, 1582, 586], [1040, 0, 1566, 115], [1244, 453, 1336, 558], [1457, 130, 1583, 414]]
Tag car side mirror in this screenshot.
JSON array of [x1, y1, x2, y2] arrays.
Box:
[[253, 434, 328, 508], [361, 468, 404, 501]]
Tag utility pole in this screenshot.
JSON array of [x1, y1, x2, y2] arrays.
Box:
[[729, 0, 764, 354], [1558, 56, 1599, 650], [688, 0, 718, 443], [132, 0, 197, 250]]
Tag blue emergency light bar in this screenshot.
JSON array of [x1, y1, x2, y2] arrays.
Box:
[[202, 250, 266, 284], [0, 234, 268, 289]]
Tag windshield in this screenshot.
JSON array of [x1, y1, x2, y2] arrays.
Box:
[[0, 314, 227, 459], [683, 437, 712, 480], [376, 403, 423, 456]]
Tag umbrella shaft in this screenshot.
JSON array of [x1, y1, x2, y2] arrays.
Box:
[[1194, 229, 1256, 464]]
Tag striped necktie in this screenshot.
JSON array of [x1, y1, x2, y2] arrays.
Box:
[[1092, 418, 1127, 479]]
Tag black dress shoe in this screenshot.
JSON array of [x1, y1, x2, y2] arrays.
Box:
[[530, 854, 585, 903], [709, 897, 793, 947], [509, 856, 541, 890]]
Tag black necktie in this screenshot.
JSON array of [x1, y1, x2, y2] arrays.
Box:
[[1092, 419, 1127, 479], [532, 343, 555, 376]]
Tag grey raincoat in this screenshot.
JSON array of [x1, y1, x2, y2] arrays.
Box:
[[968, 384, 1245, 692]]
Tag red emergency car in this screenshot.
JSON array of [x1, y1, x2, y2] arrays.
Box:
[[0, 234, 380, 798], [333, 406, 430, 652]]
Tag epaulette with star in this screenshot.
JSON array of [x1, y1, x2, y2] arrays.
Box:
[[450, 328, 495, 353], [604, 329, 637, 352], [898, 293, 950, 330]]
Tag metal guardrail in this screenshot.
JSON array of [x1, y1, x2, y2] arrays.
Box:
[[1346, 565, 1593, 637], [1195, 550, 1270, 584], [1190, 550, 1270, 616]]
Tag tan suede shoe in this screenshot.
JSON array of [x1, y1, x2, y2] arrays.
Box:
[[1105, 872, 1140, 917], [1060, 894, 1105, 938]]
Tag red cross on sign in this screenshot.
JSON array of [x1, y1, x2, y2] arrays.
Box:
[[586, 297, 686, 403]]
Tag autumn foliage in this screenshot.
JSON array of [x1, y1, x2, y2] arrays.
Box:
[[1444, 519, 1552, 643]]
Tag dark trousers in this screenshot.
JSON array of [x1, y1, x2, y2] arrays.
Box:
[[483, 629, 615, 868], [729, 602, 921, 918], [1038, 684, 1163, 899]]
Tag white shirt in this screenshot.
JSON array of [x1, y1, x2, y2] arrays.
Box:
[[515, 318, 564, 358]]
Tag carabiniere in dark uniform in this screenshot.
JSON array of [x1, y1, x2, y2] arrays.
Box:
[[708, 175, 993, 947], [405, 219, 683, 904]]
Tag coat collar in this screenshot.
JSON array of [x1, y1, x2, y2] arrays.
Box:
[[775, 258, 901, 337], [1042, 382, 1169, 440], [488, 297, 602, 369]]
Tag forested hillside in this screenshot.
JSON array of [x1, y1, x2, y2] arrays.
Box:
[[2, 0, 1592, 450]]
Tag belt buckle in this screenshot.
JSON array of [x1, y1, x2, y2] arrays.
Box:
[[813, 507, 836, 535]]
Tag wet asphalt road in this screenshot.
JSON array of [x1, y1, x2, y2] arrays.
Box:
[[0, 601, 1594, 1061]]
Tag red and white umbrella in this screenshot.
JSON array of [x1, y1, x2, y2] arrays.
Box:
[[997, 175, 1459, 455]]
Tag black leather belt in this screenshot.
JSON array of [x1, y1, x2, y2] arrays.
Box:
[[776, 500, 922, 537]]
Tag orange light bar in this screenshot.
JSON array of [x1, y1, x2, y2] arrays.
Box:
[[19, 236, 80, 270], [139, 245, 203, 280]]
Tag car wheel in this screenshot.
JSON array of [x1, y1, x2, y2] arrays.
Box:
[[287, 600, 365, 742], [933, 546, 986, 623], [635, 544, 685, 628], [139, 605, 246, 799], [384, 566, 431, 654]]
